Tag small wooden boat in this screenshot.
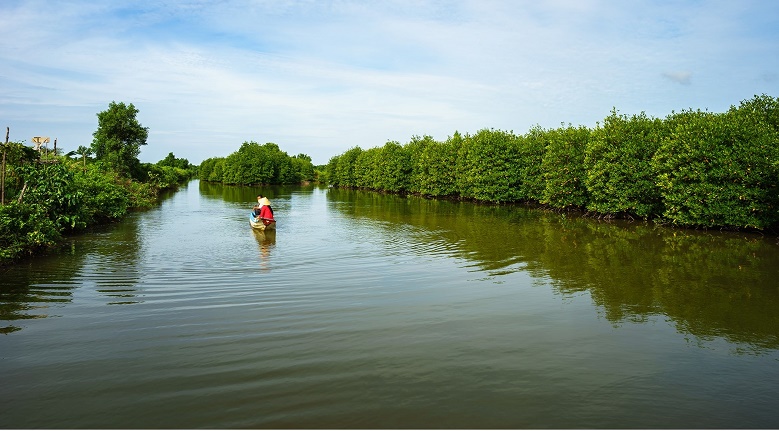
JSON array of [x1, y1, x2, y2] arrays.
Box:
[[250, 213, 276, 231]]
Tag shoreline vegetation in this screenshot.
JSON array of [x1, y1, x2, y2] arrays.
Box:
[[0, 142, 197, 266], [322, 94, 779, 234], [1, 102, 197, 266], [3, 94, 777, 266]]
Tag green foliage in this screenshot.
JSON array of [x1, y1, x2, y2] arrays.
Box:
[[414, 133, 462, 197], [654, 101, 779, 229], [585, 110, 665, 218], [91, 101, 149, 179], [0, 161, 133, 263], [325, 155, 340, 186], [736, 93, 779, 129], [200, 142, 314, 185], [69, 145, 93, 171], [0, 115, 196, 264], [14, 162, 144, 230], [515, 126, 547, 201], [0, 150, 194, 264], [313, 164, 328, 184], [456, 129, 523, 202], [1, 141, 39, 202], [73, 166, 131, 221], [334, 147, 363, 187], [405, 135, 436, 194], [292, 154, 315, 182], [0, 202, 60, 260], [317, 94, 779, 231], [157, 152, 192, 170], [199, 157, 224, 182], [17, 162, 86, 230], [376, 141, 411, 192], [541, 125, 590, 209], [354, 147, 381, 189], [144, 164, 191, 192], [124, 180, 159, 208]]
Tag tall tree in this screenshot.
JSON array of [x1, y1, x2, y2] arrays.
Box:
[[91, 101, 148, 178]]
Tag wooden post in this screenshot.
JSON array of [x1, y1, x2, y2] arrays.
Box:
[[1, 127, 8, 205]]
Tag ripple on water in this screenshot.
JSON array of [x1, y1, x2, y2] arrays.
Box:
[[3, 183, 779, 429]]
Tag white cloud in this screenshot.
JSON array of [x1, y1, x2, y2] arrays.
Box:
[[1, 0, 778, 165]]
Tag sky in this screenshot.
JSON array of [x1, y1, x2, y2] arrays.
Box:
[[2, 0, 778, 166]]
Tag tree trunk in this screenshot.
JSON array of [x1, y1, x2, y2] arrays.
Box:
[[17, 181, 27, 204]]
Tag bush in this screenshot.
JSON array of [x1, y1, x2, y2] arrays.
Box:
[[291, 154, 315, 182], [208, 159, 225, 182], [16, 162, 87, 230], [585, 110, 665, 218], [515, 126, 547, 202], [205, 142, 314, 185], [375, 141, 411, 193], [354, 147, 381, 189], [73, 166, 131, 221], [654, 99, 779, 229], [541, 125, 590, 209], [334, 147, 363, 187], [322, 94, 779, 231], [456, 129, 523, 202], [199, 157, 220, 182], [325, 155, 341, 186], [0, 202, 60, 261], [415, 133, 462, 197], [405, 135, 436, 194]]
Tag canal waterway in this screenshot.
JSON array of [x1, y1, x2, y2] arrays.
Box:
[[1, 179, 778, 428]]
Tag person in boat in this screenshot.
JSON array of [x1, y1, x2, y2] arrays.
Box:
[[251, 195, 264, 217], [257, 197, 275, 225]]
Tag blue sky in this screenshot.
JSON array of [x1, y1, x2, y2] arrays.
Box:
[[2, 0, 778, 165]]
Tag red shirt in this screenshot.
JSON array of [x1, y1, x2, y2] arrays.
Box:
[[259, 205, 274, 224]]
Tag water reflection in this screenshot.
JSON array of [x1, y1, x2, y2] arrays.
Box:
[[89, 217, 144, 305], [199, 180, 310, 205], [1, 240, 88, 333], [252, 228, 276, 271], [4, 184, 779, 355], [326, 188, 779, 353], [0, 213, 146, 331]]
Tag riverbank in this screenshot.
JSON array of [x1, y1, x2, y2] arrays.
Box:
[[0, 159, 194, 267], [325, 94, 779, 232]]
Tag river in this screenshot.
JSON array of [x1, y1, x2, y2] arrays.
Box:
[[1, 179, 778, 428]]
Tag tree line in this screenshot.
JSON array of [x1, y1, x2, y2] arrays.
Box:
[[1, 101, 197, 264], [198, 141, 315, 185], [324, 94, 779, 231]]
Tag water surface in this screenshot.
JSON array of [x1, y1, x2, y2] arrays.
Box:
[[1, 180, 778, 428]]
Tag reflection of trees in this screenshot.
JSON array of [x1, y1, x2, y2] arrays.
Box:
[[327, 188, 779, 352], [199, 180, 263, 203], [199, 181, 310, 204], [1, 245, 86, 333], [87, 218, 143, 305], [1, 214, 145, 332]]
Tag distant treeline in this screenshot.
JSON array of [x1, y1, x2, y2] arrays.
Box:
[[324, 94, 779, 231], [199, 141, 315, 185]]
